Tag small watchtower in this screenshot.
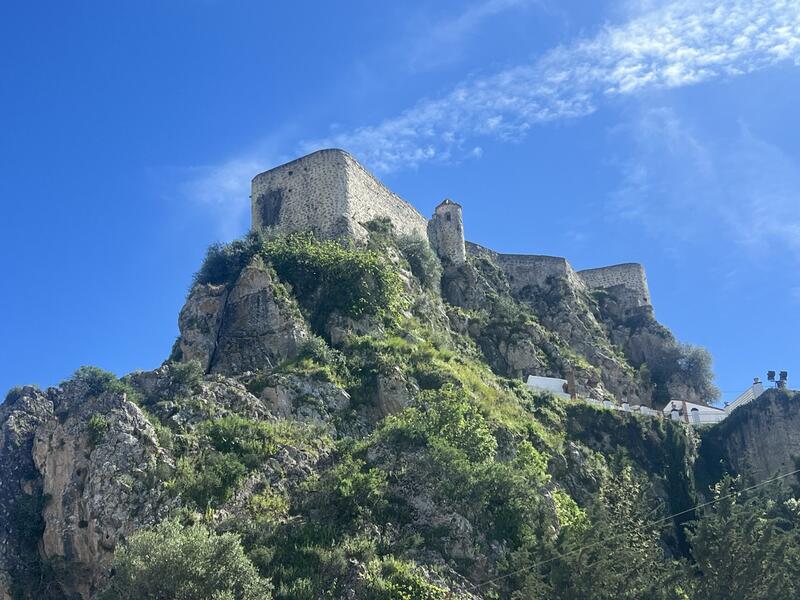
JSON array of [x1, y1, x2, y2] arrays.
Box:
[[428, 199, 466, 266]]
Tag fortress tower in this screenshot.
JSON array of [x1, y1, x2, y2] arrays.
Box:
[[428, 199, 466, 266], [251, 148, 429, 243]]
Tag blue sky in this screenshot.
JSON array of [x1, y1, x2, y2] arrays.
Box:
[[1, 0, 798, 404]]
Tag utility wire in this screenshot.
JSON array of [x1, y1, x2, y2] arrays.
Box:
[[470, 466, 800, 590]]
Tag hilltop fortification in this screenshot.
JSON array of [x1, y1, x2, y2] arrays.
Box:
[[251, 148, 651, 308]]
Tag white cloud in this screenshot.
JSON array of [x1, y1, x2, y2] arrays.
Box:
[[183, 0, 800, 235], [304, 0, 800, 172], [180, 158, 264, 238], [404, 0, 542, 71], [611, 107, 800, 264]]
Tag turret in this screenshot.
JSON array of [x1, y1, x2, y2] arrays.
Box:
[[428, 199, 466, 266]]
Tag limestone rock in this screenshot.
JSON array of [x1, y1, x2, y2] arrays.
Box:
[[31, 386, 173, 598], [259, 373, 351, 429], [375, 367, 415, 417], [699, 390, 800, 486], [0, 386, 54, 599], [177, 282, 228, 371], [129, 365, 273, 430], [178, 255, 310, 375]]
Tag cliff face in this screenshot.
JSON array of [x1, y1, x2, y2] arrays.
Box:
[[0, 226, 721, 599], [697, 389, 800, 489]]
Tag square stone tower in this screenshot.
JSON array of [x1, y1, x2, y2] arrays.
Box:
[[251, 148, 429, 243]]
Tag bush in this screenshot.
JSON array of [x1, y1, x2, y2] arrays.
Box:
[[647, 342, 719, 405], [172, 452, 248, 509], [202, 415, 278, 469], [363, 557, 449, 599], [170, 416, 285, 508], [68, 366, 136, 398], [398, 234, 442, 290], [169, 359, 204, 391], [98, 520, 272, 599], [193, 231, 264, 287], [87, 414, 110, 447], [263, 233, 403, 329]]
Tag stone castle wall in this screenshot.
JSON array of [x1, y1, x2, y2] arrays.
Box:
[[251, 149, 652, 308], [466, 242, 583, 293], [251, 149, 428, 242], [578, 263, 651, 306]]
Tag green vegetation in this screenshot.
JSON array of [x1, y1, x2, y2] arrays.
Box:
[[87, 414, 110, 447], [68, 365, 137, 398], [10, 232, 796, 599], [167, 415, 322, 509], [98, 520, 272, 600], [647, 342, 719, 405], [687, 476, 800, 600], [193, 231, 404, 334], [397, 234, 442, 290], [263, 233, 403, 329]]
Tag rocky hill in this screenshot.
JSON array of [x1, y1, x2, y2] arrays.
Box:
[[1, 225, 797, 599]]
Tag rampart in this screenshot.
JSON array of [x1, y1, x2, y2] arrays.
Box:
[[466, 242, 584, 293], [578, 263, 651, 307], [251, 149, 429, 242], [250, 149, 653, 309]]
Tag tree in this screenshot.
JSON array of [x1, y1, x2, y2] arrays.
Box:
[[548, 466, 688, 600], [687, 476, 800, 600], [99, 520, 272, 600]]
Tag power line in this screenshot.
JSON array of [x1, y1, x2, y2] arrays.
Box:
[[470, 466, 800, 591]]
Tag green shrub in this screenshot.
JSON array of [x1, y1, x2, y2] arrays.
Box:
[[202, 415, 278, 469], [263, 233, 403, 329], [87, 414, 110, 447], [172, 452, 248, 508], [364, 217, 395, 235], [363, 557, 449, 599], [68, 366, 137, 399], [98, 519, 272, 599], [398, 234, 442, 290], [306, 454, 389, 524], [169, 416, 290, 508], [275, 335, 350, 385], [169, 359, 204, 391], [193, 231, 264, 287]]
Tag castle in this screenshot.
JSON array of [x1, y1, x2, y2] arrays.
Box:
[[251, 148, 651, 308]]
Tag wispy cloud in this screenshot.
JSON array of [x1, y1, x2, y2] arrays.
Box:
[[611, 107, 800, 264], [304, 0, 800, 172], [183, 0, 800, 235], [403, 0, 542, 71]]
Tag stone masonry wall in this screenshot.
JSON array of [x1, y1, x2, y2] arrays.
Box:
[[466, 242, 583, 293], [578, 263, 651, 306], [252, 149, 350, 238], [251, 150, 652, 307], [251, 149, 428, 243]]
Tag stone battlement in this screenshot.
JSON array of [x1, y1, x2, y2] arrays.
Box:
[[578, 263, 651, 307], [252, 149, 429, 243], [251, 149, 651, 306]]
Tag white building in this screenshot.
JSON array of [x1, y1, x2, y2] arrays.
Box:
[[725, 378, 766, 415], [661, 400, 727, 426], [526, 375, 570, 399]]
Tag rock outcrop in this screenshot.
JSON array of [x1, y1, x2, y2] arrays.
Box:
[[697, 389, 800, 488], [178, 255, 309, 375], [0, 387, 54, 600], [39, 386, 172, 598]]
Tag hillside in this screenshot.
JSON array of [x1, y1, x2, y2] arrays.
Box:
[[1, 225, 798, 599]]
